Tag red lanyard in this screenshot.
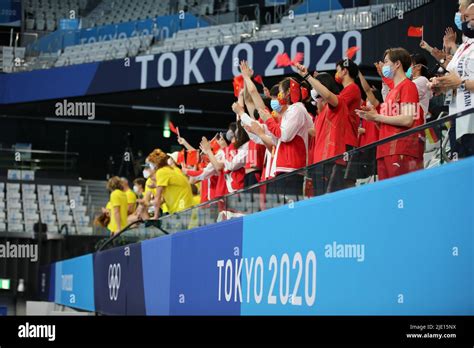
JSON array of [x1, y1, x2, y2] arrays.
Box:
[[457, 43, 472, 59]]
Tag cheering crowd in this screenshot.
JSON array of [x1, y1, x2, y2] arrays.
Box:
[[96, 0, 474, 234]]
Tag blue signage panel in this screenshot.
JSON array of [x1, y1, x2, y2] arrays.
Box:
[[241, 158, 474, 315], [38, 263, 55, 302], [29, 14, 208, 53], [93, 243, 146, 315], [54, 254, 95, 312], [0, 0, 21, 27], [169, 218, 243, 315], [0, 31, 361, 104], [141, 235, 173, 315], [93, 247, 127, 315], [126, 242, 146, 315]]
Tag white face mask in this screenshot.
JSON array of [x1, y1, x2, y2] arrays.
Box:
[[133, 185, 140, 194], [143, 169, 151, 179]]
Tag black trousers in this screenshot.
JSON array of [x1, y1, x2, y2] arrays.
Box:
[[312, 163, 346, 197], [244, 170, 261, 188], [266, 173, 305, 197]]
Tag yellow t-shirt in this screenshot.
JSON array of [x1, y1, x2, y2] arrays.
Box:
[[192, 195, 201, 206], [107, 189, 128, 233], [144, 176, 169, 214], [155, 166, 194, 214], [125, 189, 137, 213], [144, 177, 156, 197]]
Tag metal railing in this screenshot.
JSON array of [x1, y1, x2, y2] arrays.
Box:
[[98, 109, 474, 251]]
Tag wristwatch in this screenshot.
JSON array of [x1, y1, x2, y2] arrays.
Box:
[[460, 79, 467, 92]]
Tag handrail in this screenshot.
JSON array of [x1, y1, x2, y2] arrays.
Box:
[[97, 108, 473, 249], [97, 219, 169, 252]]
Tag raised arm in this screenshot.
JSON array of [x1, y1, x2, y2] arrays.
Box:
[[200, 137, 224, 172], [240, 60, 267, 111], [177, 137, 196, 151], [295, 63, 338, 107], [358, 71, 380, 108]]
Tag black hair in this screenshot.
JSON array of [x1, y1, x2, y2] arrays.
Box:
[[411, 53, 430, 78], [133, 178, 146, 189], [262, 96, 272, 112], [234, 120, 250, 149], [315, 72, 342, 95], [336, 58, 359, 80], [270, 84, 279, 97], [228, 122, 237, 133]]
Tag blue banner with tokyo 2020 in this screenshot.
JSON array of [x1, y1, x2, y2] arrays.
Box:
[[168, 218, 243, 315], [241, 158, 474, 315], [54, 254, 95, 312], [93, 243, 146, 315]]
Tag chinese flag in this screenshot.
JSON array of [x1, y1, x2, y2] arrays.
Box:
[[233, 75, 244, 97], [186, 150, 199, 166], [407, 26, 423, 37], [210, 138, 220, 153], [292, 52, 304, 65], [253, 75, 264, 86], [169, 121, 179, 135], [276, 52, 304, 67], [177, 149, 185, 164], [276, 53, 292, 67], [345, 46, 360, 59]]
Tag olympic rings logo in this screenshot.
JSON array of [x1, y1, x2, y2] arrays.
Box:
[[108, 263, 121, 301]]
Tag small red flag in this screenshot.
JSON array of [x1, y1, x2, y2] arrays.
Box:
[[276, 52, 304, 67], [233, 75, 244, 97], [253, 75, 264, 86], [210, 138, 220, 154], [169, 121, 178, 135], [407, 26, 423, 37], [177, 149, 185, 164], [345, 46, 360, 59], [292, 52, 304, 65], [276, 53, 292, 67], [186, 150, 199, 166]]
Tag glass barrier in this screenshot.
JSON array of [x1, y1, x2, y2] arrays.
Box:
[[98, 110, 472, 251]]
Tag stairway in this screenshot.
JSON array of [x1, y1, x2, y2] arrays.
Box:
[[78, 179, 108, 232]]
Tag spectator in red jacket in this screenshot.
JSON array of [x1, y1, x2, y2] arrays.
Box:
[[356, 47, 424, 180]]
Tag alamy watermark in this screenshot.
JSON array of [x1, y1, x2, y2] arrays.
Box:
[[55, 99, 95, 120], [0, 242, 38, 262]]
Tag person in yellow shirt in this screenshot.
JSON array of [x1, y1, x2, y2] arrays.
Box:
[[147, 148, 194, 219], [191, 183, 201, 206], [106, 176, 128, 234], [120, 177, 137, 214]]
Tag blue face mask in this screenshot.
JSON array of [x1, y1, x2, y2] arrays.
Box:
[[270, 99, 282, 112], [455, 12, 462, 30], [406, 66, 413, 79], [382, 64, 394, 79]]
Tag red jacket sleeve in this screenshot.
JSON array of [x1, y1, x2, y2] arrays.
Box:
[[186, 169, 203, 177], [265, 117, 281, 138]]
